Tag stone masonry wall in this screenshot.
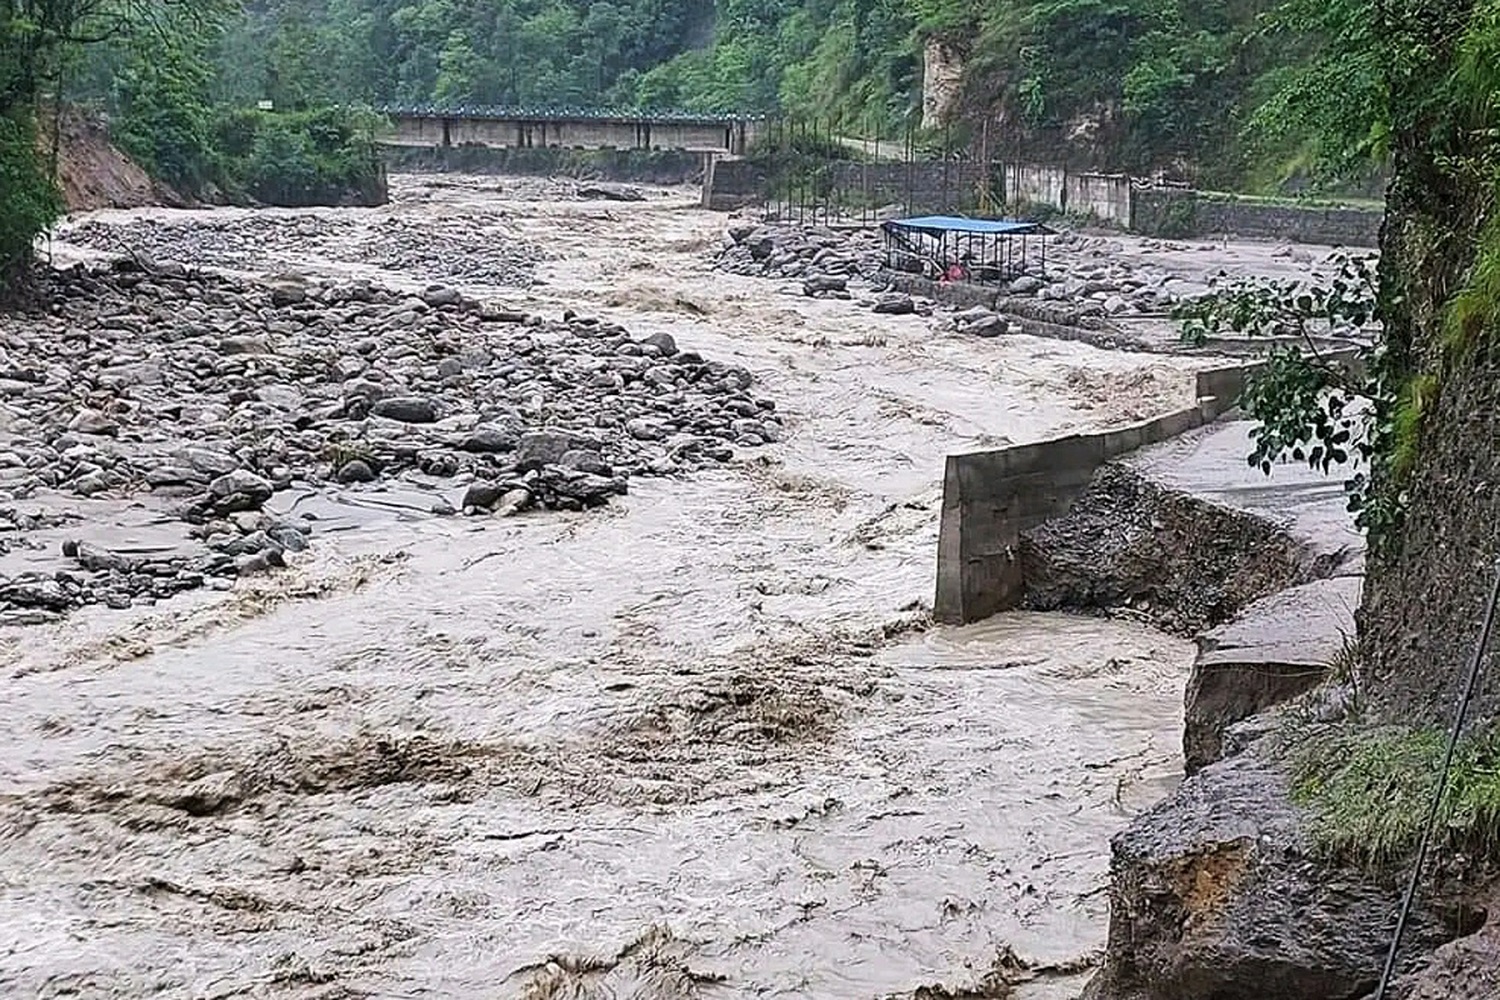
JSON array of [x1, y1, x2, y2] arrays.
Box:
[[704, 160, 1379, 245], [1130, 189, 1382, 247]]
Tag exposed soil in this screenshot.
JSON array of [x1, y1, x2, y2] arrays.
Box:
[[41, 109, 185, 213]]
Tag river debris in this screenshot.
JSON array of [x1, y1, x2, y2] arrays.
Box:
[[909, 945, 1100, 999], [60, 211, 548, 287], [0, 259, 778, 622]]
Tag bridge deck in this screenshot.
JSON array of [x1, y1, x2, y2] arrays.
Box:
[[381, 105, 763, 155]]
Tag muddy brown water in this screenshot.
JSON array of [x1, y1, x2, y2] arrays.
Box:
[[2, 177, 1310, 998]]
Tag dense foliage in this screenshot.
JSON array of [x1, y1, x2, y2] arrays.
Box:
[[0, 112, 62, 284], [63, 2, 388, 206], [108, 0, 1375, 189], [3, 0, 1402, 202], [0, 0, 169, 284], [215, 106, 387, 205]]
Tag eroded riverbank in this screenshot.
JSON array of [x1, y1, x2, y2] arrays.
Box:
[[2, 176, 1319, 997]]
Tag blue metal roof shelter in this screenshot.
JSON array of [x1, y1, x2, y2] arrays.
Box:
[[881, 216, 1054, 285], [882, 216, 1056, 237]]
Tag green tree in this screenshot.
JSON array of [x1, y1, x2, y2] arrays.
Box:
[[0, 112, 61, 286], [1, 0, 215, 287], [111, 14, 216, 189], [1240, 0, 1385, 186], [434, 29, 484, 103]]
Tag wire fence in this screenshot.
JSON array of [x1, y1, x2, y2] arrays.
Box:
[[754, 116, 1004, 227]]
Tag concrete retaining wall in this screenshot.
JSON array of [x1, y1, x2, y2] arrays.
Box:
[[934, 364, 1254, 623], [1065, 172, 1132, 226], [384, 144, 708, 185], [702, 159, 1381, 245], [704, 158, 769, 210], [1130, 189, 1382, 247], [1005, 164, 1066, 212], [1005, 166, 1131, 227]]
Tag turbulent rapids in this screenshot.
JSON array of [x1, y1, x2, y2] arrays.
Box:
[[0, 174, 1324, 998]]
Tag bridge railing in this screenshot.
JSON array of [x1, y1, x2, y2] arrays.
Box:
[[379, 103, 764, 124]]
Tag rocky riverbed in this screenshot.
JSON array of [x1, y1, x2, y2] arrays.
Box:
[[2, 174, 1359, 1000], [62, 212, 549, 288], [714, 220, 1375, 351], [0, 257, 777, 623]]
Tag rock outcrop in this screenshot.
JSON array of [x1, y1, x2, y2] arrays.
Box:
[[1184, 575, 1362, 773], [1384, 889, 1500, 999], [1083, 745, 1469, 1000]]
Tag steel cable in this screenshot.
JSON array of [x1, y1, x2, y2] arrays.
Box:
[[1374, 557, 1500, 999]]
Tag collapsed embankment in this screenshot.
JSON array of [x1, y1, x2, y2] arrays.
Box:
[[996, 428, 1493, 999]]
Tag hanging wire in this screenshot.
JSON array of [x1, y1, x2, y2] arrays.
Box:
[[1375, 557, 1500, 999]]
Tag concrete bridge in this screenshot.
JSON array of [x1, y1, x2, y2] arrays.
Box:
[[380, 105, 764, 155]]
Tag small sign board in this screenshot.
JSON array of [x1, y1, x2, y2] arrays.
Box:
[[257, 100, 274, 111]]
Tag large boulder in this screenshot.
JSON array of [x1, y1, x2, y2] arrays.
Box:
[[1185, 575, 1362, 774], [516, 429, 603, 468], [371, 396, 438, 423], [1084, 746, 1462, 1000]]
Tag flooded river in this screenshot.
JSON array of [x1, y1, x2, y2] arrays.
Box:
[[3, 177, 1225, 998]]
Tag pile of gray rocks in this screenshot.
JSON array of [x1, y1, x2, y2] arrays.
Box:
[[715, 223, 884, 285], [350, 216, 543, 286], [0, 260, 778, 621], [61, 212, 545, 289], [713, 224, 1217, 318]]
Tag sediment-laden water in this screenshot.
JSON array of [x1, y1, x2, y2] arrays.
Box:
[[2, 176, 1305, 998]]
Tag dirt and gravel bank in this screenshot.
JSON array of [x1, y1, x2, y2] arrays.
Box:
[[43, 110, 187, 213], [0, 175, 1349, 998]]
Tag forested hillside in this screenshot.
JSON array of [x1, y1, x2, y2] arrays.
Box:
[[118, 0, 1373, 190], [2, 0, 1384, 279]]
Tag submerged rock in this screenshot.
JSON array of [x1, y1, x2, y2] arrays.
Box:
[[872, 291, 916, 315]]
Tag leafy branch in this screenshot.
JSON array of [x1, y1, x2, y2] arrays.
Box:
[[1173, 251, 1398, 538]]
